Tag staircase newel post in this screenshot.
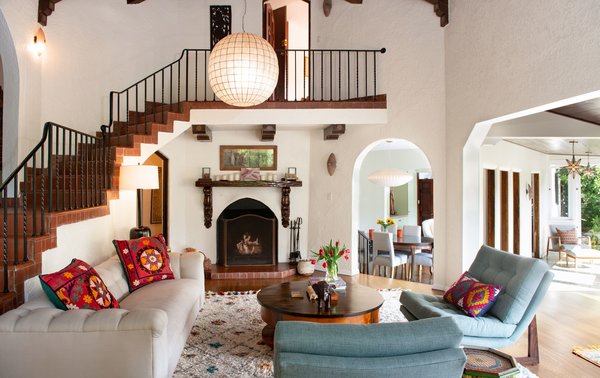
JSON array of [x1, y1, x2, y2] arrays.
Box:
[[47, 124, 53, 213]]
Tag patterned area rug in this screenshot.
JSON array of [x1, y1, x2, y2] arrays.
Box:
[[173, 289, 537, 377]]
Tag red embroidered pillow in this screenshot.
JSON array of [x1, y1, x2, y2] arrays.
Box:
[[443, 272, 502, 317], [39, 259, 119, 310], [113, 234, 174, 292], [556, 228, 577, 244]]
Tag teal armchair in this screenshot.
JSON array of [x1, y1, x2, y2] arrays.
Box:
[[273, 317, 466, 378], [400, 245, 554, 365]]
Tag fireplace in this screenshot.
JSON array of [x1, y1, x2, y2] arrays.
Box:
[[217, 198, 277, 266]]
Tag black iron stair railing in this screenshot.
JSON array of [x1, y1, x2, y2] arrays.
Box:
[[1, 122, 106, 294]]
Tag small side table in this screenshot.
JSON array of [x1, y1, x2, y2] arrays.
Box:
[[462, 347, 520, 378]]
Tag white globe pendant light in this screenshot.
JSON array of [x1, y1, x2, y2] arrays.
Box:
[[368, 169, 413, 187], [208, 33, 279, 107]]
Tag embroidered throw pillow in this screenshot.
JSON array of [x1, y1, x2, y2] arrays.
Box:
[[113, 234, 174, 292], [443, 271, 502, 317], [39, 259, 119, 310], [556, 228, 578, 244]]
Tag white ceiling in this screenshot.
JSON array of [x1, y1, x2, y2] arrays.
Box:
[[486, 111, 600, 157]]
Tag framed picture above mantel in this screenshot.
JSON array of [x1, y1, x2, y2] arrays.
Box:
[[220, 145, 278, 171]]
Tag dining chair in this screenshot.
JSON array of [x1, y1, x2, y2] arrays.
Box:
[[372, 231, 408, 279], [422, 219, 434, 239], [403, 225, 422, 241]]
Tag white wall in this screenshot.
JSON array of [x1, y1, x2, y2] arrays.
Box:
[[160, 127, 311, 268], [449, 0, 600, 284], [358, 148, 430, 231], [479, 140, 549, 257], [42, 192, 136, 273], [309, 0, 446, 279], [9, 0, 600, 290]]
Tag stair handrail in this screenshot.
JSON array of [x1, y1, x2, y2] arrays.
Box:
[[2, 121, 103, 294]]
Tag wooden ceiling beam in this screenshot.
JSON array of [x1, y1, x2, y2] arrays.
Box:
[[192, 124, 212, 142], [260, 124, 276, 141], [37, 0, 61, 26], [324, 124, 345, 140], [423, 0, 448, 27]]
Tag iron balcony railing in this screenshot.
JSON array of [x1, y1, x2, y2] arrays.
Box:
[[1, 122, 106, 294], [103, 47, 386, 178]]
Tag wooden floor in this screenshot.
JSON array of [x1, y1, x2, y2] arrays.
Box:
[[205, 270, 600, 378]]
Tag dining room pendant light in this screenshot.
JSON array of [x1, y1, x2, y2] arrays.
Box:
[[207, 0, 278, 107], [368, 169, 413, 187], [582, 151, 596, 177], [564, 140, 582, 178]]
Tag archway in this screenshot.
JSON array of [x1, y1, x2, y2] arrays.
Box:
[[352, 138, 433, 280], [0, 9, 19, 180], [462, 90, 600, 269]]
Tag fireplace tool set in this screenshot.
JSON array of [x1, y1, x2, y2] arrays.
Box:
[[289, 217, 302, 263]]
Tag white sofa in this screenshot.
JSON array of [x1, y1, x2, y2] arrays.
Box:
[[0, 251, 205, 378]]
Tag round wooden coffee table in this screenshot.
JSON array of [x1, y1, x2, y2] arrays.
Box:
[[257, 280, 384, 347]]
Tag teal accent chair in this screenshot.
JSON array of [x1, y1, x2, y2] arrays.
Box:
[[400, 245, 554, 365], [273, 317, 466, 378]]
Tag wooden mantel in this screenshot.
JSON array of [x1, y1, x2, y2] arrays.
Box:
[[195, 179, 303, 228]]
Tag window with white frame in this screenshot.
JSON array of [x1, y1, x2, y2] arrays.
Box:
[[551, 167, 570, 218]]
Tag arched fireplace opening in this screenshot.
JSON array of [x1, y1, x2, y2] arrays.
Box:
[[217, 198, 278, 267]]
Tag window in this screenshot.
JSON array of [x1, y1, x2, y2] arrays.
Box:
[[552, 167, 569, 218]]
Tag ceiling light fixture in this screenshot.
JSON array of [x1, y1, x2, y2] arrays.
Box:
[[207, 0, 278, 107], [564, 140, 581, 178], [368, 169, 413, 187], [582, 151, 596, 177]]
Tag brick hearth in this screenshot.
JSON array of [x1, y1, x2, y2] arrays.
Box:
[[208, 263, 297, 280]]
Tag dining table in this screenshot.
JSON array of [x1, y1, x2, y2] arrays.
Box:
[[392, 236, 433, 282]]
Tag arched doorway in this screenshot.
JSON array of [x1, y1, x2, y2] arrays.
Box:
[[142, 151, 169, 242], [352, 138, 433, 282]]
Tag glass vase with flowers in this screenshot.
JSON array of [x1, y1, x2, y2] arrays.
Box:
[[310, 240, 350, 282]]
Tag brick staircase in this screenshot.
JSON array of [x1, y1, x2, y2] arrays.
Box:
[[0, 101, 195, 314]]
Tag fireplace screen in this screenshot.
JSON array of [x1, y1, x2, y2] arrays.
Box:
[[221, 214, 276, 266]]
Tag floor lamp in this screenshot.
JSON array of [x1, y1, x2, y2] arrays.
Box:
[[119, 164, 160, 239]]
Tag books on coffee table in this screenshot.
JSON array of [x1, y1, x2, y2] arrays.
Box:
[[308, 277, 347, 290]]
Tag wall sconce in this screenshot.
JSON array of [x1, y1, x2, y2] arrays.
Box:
[[33, 28, 46, 57]]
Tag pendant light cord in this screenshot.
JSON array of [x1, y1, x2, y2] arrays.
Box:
[[242, 0, 247, 32]]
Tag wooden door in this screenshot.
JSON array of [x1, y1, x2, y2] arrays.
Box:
[[0, 86, 3, 170], [513, 172, 520, 254], [264, 3, 275, 48], [273, 6, 288, 100], [532, 173, 540, 258], [417, 178, 433, 225], [500, 170, 509, 251], [485, 169, 495, 247]]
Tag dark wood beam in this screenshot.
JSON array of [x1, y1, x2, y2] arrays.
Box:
[[192, 124, 212, 141], [37, 0, 61, 26], [260, 124, 276, 141], [323, 124, 345, 140], [423, 0, 448, 27]]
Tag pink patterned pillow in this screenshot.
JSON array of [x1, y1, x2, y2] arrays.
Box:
[[556, 228, 577, 244], [443, 272, 502, 317], [39, 259, 119, 310], [113, 234, 174, 292]]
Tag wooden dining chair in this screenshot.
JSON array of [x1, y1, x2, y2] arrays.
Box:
[[372, 231, 408, 279]]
